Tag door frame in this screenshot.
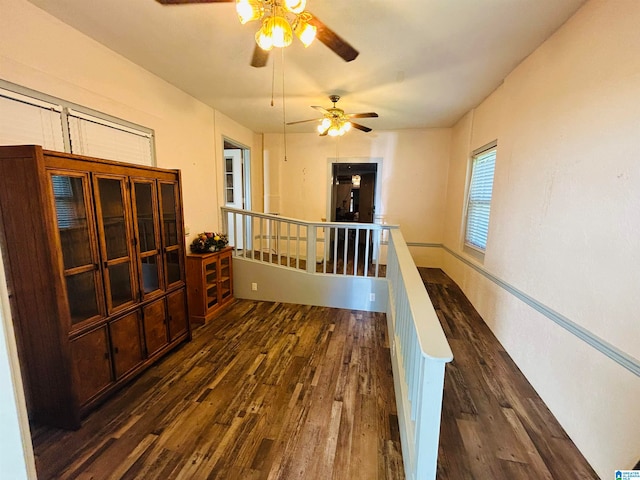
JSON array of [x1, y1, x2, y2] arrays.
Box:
[[326, 157, 383, 225], [222, 137, 251, 212], [222, 137, 252, 251]]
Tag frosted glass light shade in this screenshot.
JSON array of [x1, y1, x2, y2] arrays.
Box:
[[270, 15, 293, 48], [295, 19, 316, 47], [236, 0, 263, 24], [283, 0, 306, 14]]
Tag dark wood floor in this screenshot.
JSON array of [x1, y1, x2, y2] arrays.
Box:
[[420, 268, 599, 480], [31, 301, 402, 479], [30, 268, 598, 479]]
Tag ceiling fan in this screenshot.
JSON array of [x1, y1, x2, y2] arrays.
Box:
[[155, 0, 359, 68], [287, 95, 378, 136]]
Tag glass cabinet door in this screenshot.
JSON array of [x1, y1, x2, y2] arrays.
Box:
[[94, 175, 138, 313], [159, 181, 184, 288], [131, 179, 163, 299], [49, 171, 105, 330]]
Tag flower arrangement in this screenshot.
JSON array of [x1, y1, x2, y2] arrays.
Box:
[[190, 232, 229, 253]]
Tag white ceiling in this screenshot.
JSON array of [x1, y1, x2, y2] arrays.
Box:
[[26, 0, 586, 134]]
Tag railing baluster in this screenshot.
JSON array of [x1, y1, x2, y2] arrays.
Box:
[[296, 224, 301, 269], [374, 229, 381, 278], [353, 228, 360, 277], [364, 228, 371, 277], [242, 212, 247, 258], [286, 222, 291, 268], [260, 217, 264, 261], [306, 225, 316, 273], [331, 227, 340, 275], [342, 226, 348, 275]]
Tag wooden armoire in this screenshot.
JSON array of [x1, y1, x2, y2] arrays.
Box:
[[0, 145, 191, 429]]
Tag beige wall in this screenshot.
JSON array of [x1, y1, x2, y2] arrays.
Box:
[[443, 0, 640, 476], [263, 128, 451, 243]]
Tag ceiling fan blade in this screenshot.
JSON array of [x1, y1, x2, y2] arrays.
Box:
[[350, 122, 372, 133], [286, 118, 321, 125], [307, 14, 359, 62], [251, 45, 269, 67], [156, 0, 232, 4], [347, 112, 379, 119], [311, 106, 330, 115]]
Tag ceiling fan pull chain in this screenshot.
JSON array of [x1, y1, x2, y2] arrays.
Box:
[[282, 47, 288, 162], [270, 53, 276, 107]]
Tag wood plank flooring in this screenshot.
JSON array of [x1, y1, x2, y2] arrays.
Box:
[[31, 268, 599, 479], [31, 301, 403, 480], [420, 267, 599, 480]]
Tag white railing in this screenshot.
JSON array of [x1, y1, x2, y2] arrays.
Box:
[[221, 208, 453, 480], [222, 207, 391, 277], [386, 228, 453, 480]]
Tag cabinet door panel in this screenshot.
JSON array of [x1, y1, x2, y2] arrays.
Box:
[[98, 177, 129, 259], [66, 271, 101, 326], [71, 327, 112, 405], [167, 288, 188, 341], [94, 175, 138, 313], [109, 311, 144, 379], [159, 182, 184, 289], [219, 252, 233, 302], [49, 171, 105, 330], [132, 179, 164, 298], [143, 298, 169, 357], [140, 255, 161, 294], [205, 259, 219, 309]]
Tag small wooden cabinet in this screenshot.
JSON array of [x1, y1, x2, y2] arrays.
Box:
[[186, 247, 234, 325], [0, 145, 190, 429]]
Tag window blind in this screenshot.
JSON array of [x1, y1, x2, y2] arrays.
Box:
[[0, 89, 65, 151], [51, 175, 76, 229], [68, 110, 153, 166], [465, 146, 496, 251]]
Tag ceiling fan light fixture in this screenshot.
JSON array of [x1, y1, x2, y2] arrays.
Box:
[[294, 14, 316, 47], [270, 14, 293, 48], [236, 0, 263, 25], [255, 19, 274, 50], [327, 127, 340, 137], [320, 117, 331, 130]]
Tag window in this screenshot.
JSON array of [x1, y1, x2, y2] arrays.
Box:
[[464, 142, 497, 255], [0, 82, 154, 166], [67, 110, 153, 166], [0, 89, 65, 151]]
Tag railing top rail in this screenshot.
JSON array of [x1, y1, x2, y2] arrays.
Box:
[[390, 229, 453, 363], [222, 207, 399, 230]]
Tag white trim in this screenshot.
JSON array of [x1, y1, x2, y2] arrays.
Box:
[[67, 109, 152, 138], [0, 87, 62, 111], [407, 242, 640, 378]]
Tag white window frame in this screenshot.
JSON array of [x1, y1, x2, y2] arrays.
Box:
[[0, 80, 155, 166], [463, 141, 497, 260]]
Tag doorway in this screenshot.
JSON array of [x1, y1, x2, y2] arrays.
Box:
[[223, 138, 251, 250], [330, 163, 377, 223], [327, 161, 381, 273]]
